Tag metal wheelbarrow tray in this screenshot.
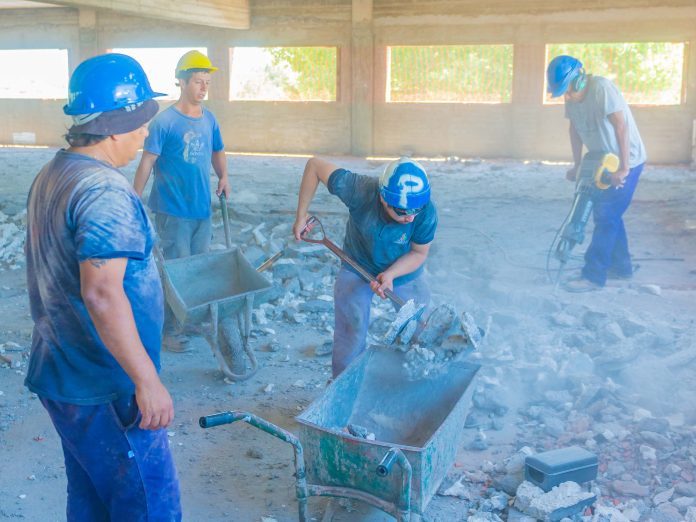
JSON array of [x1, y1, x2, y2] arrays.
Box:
[[200, 346, 480, 521], [160, 247, 272, 380], [161, 247, 271, 325]]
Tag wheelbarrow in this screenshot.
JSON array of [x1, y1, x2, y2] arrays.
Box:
[[200, 345, 480, 521], [156, 195, 278, 381]]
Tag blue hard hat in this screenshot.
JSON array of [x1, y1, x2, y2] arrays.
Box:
[[546, 55, 583, 98], [380, 157, 431, 210], [64, 53, 165, 116]]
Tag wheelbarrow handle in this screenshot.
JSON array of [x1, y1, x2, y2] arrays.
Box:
[[199, 411, 249, 428], [300, 215, 406, 307], [219, 194, 232, 249]]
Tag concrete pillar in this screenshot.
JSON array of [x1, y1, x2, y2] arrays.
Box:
[[350, 0, 374, 157], [69, 8, 98, 72], [207, 44, 230, 102], [510, 40, 546, 159]]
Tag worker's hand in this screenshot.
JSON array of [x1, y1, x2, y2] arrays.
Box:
[[370, 272, 394, 299], [293, 214, 311, 240], [610, 168, 629, 189], [216, 176, 231, 198], [565, 165, 579, 182], [135, 378, 174, 430]]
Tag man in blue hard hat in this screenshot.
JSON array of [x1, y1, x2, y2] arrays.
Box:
[[25, 53, 181, 521], [293, 157, 437, 376], [547, 55, 646, 292]]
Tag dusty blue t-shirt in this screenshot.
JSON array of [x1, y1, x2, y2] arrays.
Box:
[[327, 169, 437, 285], [25, 150, 164, 405], [565, 76, 646, 168], [145, 105, 225, 219]]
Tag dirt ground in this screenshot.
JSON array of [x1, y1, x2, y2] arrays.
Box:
[[0, 147, 695, 521]]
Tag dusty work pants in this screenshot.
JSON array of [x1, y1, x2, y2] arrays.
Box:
[[333, 267, 430, 377], [155, 212, 212, 260], [582, 162, 644, 286], [40, 395, 182, 522]]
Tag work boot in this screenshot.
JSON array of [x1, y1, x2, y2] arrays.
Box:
[[563, 278, 601, 293], [163, 334, 194, 353]]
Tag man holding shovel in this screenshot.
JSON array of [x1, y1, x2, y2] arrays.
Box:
[[293, 157, 437, 376]]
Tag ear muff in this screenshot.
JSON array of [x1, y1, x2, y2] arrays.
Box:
[[572, 69, 587, 92]]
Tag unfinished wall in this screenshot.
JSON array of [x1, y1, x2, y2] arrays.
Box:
[[1, 1, 695, 163]]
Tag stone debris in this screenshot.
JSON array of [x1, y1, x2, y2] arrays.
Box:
[[0, 209, 25, 269], [345, 423, 375, 441], [245, 448, 264, 459], [513, 481, 595, 521], [383, 298, 422, 344]]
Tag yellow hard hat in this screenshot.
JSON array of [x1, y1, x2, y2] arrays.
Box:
[[175, 50, 218, 78]]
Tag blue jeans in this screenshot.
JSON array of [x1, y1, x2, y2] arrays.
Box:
[[155, 212, 212, 260], [582, 163, 644, 286], [332, 267, 430, 377], [40, 395, 182, 522]]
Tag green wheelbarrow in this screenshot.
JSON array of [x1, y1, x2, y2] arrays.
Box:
[[200, 345, 480, 521], [156, 195, 278, 381]]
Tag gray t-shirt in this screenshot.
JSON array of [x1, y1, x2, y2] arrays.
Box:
[[565, 76, 646, 168], [327, 169, 437, 286]]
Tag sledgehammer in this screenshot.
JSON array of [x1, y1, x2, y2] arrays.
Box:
[[299, 215, 426, 344]]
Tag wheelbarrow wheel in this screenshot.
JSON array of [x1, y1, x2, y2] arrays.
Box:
[[219, 316, 247, 376]]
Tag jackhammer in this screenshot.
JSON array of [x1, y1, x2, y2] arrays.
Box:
[[548, 151, 619, 290]]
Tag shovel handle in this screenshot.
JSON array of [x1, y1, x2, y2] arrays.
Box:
[[300, 215, 405, 307]]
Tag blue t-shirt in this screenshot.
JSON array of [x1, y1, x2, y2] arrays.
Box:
[[25, 150, 164, 405], [327, 169, 438, 285], [145, 106, 225, 219]]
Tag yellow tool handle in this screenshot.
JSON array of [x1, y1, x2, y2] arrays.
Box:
[[594, 153, 620, 190]]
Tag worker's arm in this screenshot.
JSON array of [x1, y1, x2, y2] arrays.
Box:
[[566, 122, 584, 181], [133, 151, 158, 197], [212, 150, 230, 198], [608, 110, 630, 188], [80, 257, 174, 430], [293, 157, 339, 239], [370, 242, 431, 299]]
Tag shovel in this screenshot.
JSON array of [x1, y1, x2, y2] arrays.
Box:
[[299, 215, 426, 344]]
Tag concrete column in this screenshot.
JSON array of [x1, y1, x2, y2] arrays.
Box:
[[350, 0, 374, 157], [509, 40, 546, 159], [207, 44, 231, 102], [70, 8, 98, 72]]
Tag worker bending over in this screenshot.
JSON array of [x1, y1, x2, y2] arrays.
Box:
[[293, 157, 438, 376]]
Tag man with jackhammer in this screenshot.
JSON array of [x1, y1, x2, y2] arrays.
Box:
[[547, 55, 646, 292], [134, 50, 230, 259], [25, 54, 181, 520], [293, 157, 437, 377]]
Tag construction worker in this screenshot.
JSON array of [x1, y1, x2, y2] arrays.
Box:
[[547, 55, 646, 292], [134, 50, 229, 259], [25, 54, 181, 520], [293, 157, 437, 376]]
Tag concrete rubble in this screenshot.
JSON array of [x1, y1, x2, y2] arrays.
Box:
[[0, 209, 26, 269], [1, 152, 695, 521]]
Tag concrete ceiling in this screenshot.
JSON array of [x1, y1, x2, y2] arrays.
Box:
[[0, 1, 57, 7], [0, 0, 250, 29]]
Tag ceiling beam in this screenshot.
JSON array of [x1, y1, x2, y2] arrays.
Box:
[[42, 0, 249, 29]]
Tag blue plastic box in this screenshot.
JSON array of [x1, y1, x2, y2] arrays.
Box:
[[525, 446, 598, 492]]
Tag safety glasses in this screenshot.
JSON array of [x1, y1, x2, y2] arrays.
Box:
[[391, 205, 424, 217]]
